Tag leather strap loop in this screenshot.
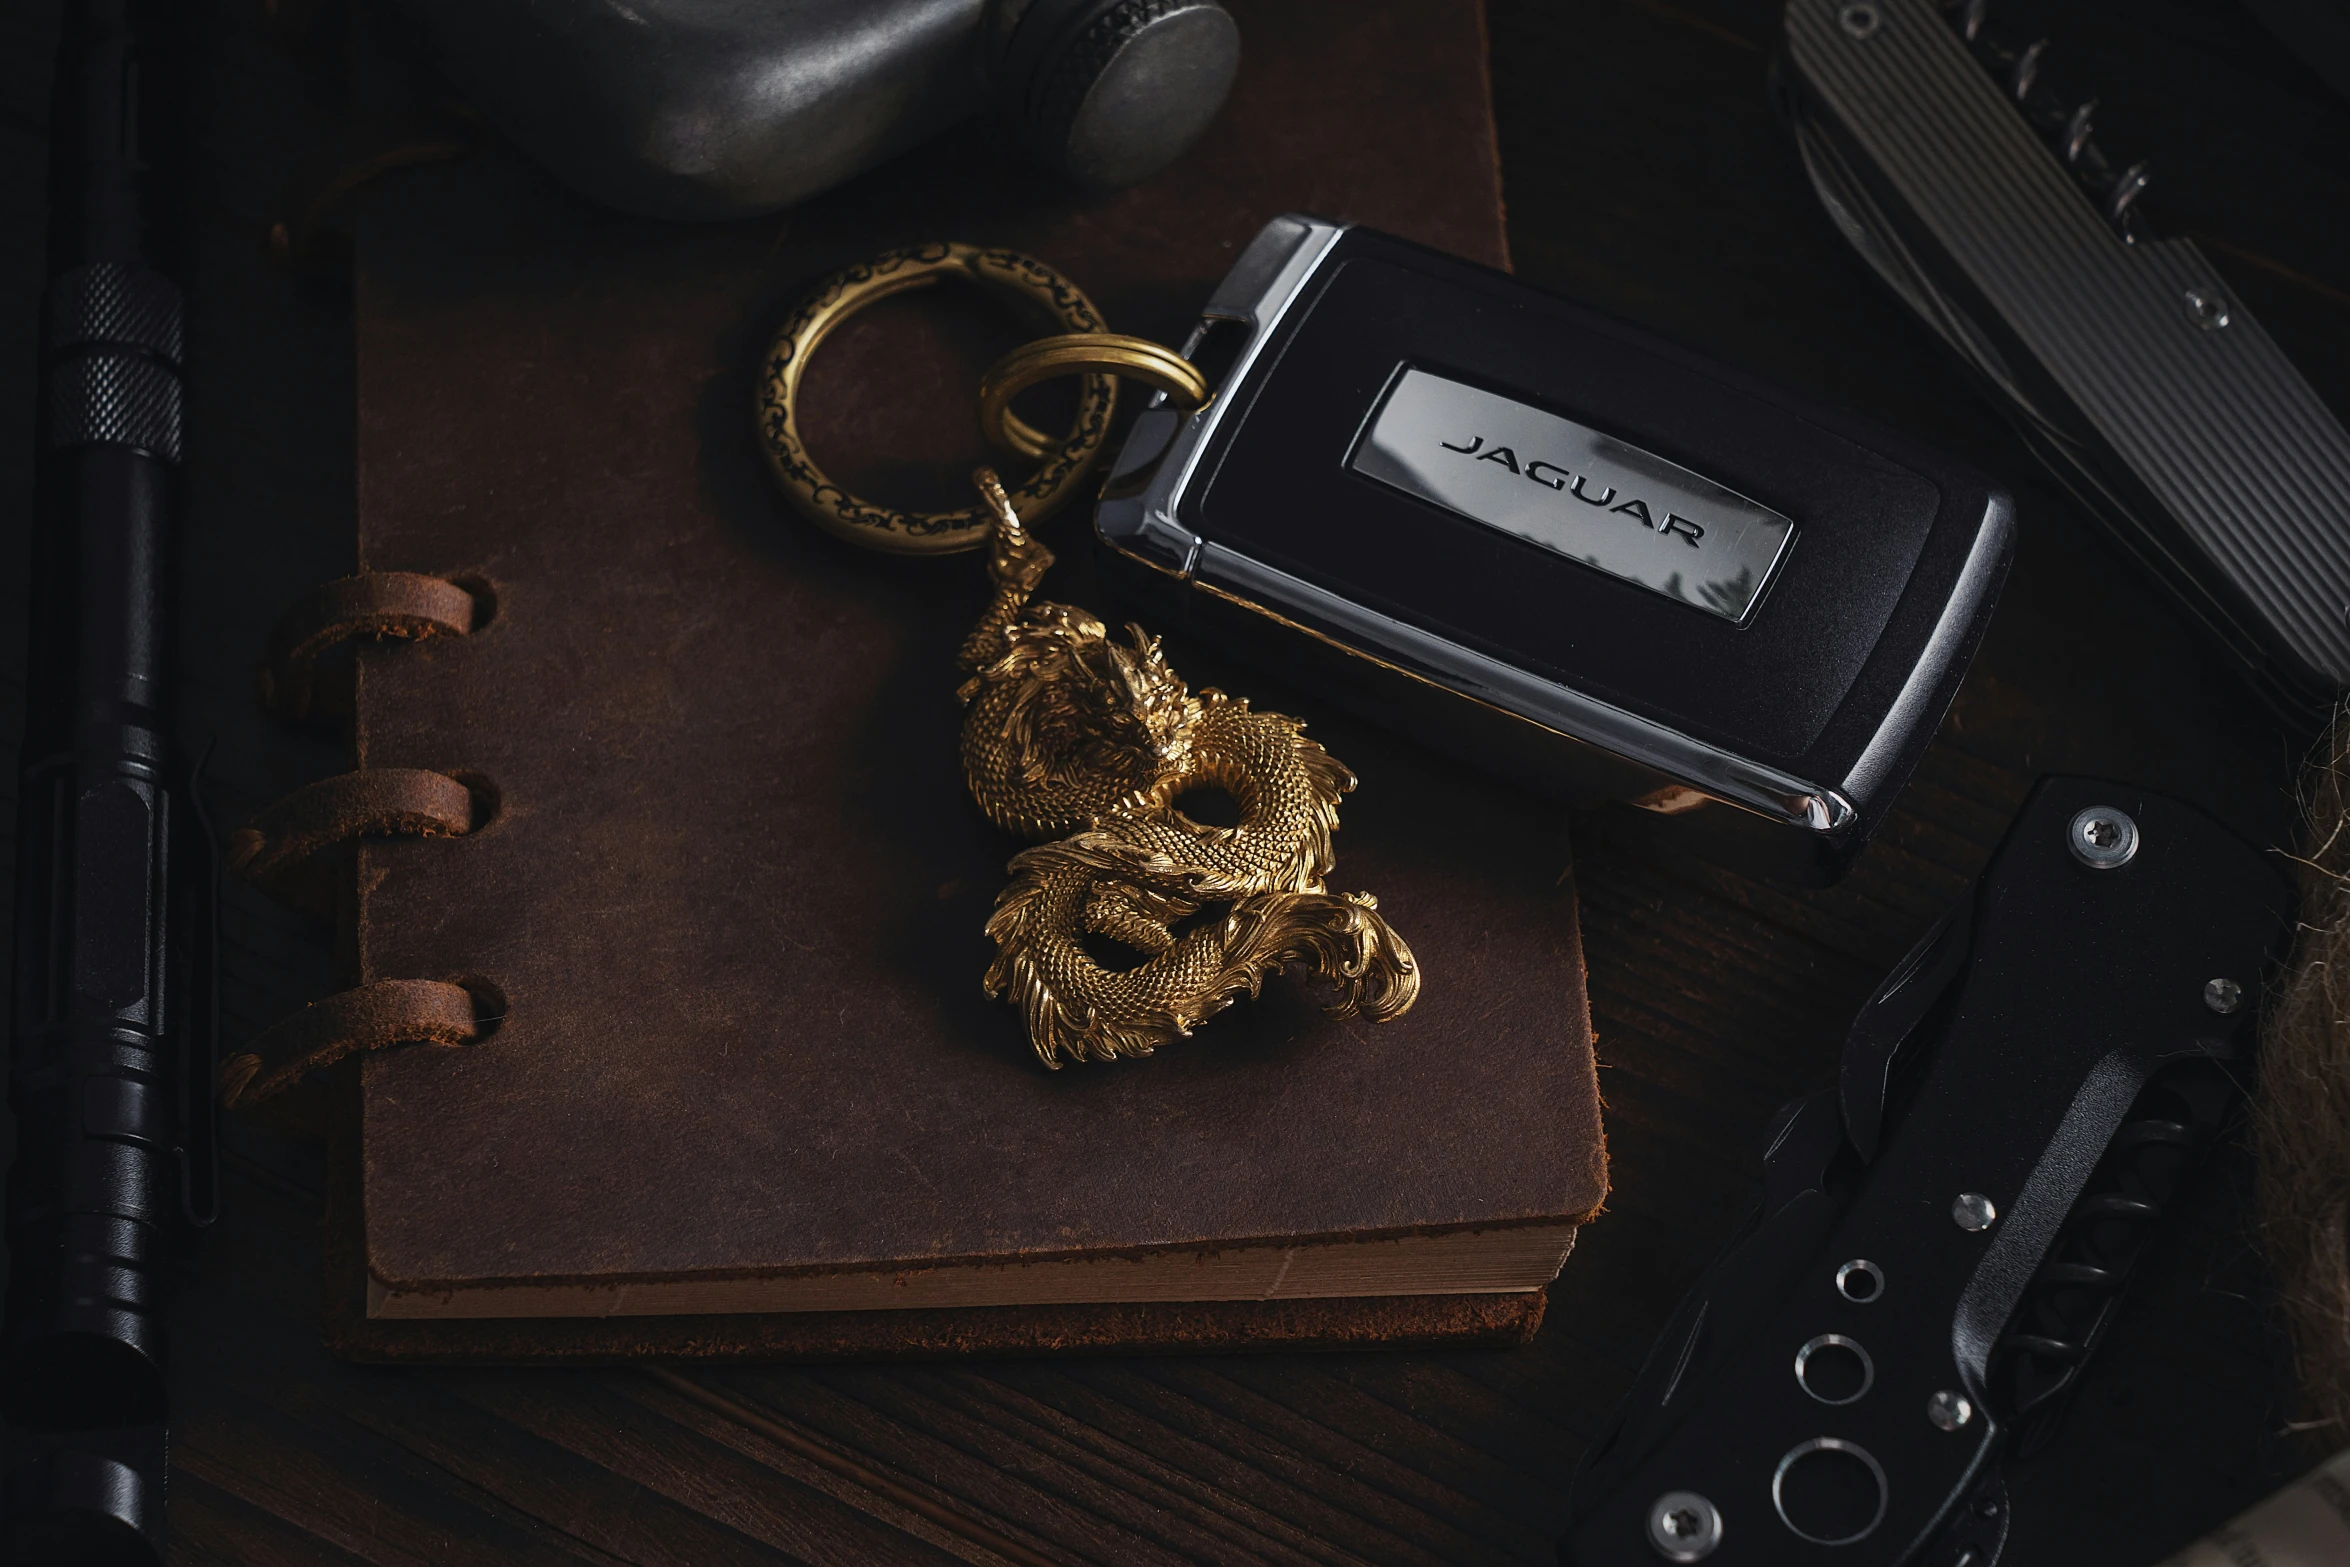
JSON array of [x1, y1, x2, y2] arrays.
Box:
[[228, 768, 478, 903], [259, 571, 476, 721], [220, 979, 483, 1108]]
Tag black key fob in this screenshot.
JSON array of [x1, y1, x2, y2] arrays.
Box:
[[1095, 216, 2015, 883]]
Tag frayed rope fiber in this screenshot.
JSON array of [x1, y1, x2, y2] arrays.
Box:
[[2256, 704, 2350, 1449]]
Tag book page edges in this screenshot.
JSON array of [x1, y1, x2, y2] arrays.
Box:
[[368, 1221, 1581, 1320]]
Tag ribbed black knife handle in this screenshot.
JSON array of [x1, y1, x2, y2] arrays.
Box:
[[4, 1, 189, 1560]]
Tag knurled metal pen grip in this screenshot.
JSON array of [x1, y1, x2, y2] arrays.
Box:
[[4, 14, 188, 1534]]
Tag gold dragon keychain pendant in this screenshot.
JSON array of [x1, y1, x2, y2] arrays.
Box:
[[757, 243, 1419, 1066], [955, 470, 1417, 1065]]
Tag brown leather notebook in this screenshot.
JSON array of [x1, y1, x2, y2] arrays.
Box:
[[291, 0, 1606, 1362]]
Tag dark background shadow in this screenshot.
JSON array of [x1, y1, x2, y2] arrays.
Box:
[[4, 0, 2348, 1561]]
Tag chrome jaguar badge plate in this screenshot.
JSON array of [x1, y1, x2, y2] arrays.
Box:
[[1348, 367, 1797, 624]]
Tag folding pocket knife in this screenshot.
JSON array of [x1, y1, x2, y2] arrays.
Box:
[[1561, 776, 2292, 1564]]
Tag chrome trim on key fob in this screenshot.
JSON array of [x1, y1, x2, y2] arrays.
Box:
[[1095, 215, 2013, 884]]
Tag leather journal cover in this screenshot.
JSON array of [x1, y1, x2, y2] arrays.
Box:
[[294, 0, 1608, 1361]]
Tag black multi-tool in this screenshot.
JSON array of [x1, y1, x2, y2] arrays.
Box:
[[1561, 777, 2292, 1564], [1779, 0, 2350, 716]]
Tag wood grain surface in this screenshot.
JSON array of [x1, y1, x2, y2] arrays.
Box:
[[4, 0, 2347, 1562]]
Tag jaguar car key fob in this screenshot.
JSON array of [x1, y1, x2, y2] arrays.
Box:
[[1560, 777, 2292, 1564], [1095, 216, 2015, 883]]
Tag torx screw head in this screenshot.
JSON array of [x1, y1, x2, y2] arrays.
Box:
[[1647, 1491, 1723, 1561], [2205, 976, 2244, 1015], [1928, 1389, 1974, 1430], [1953, 1192, 1998, 1232], [1838, 2, 1882, 39], [2068, 806, 2139, 869], [2184, 288, 2231, 331]]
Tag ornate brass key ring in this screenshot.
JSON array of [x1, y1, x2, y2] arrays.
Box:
[[754, 241, 1207, 553], [756, 245, 1416, 1066]]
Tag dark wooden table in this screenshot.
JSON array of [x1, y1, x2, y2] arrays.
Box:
[[4, 1, 2347, 1561]]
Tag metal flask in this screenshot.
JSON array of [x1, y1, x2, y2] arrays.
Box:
[[396, 0, 1244, 220], [1094, 216, 2016, 884]]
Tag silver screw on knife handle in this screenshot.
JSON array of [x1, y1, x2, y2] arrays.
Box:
[[1647, 1492, 1723, 1561], [2069, 807, 2139, 869]]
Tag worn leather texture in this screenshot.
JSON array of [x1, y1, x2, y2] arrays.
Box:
[[258, 569, 479, 720], [229, 765, 477, 893], [343, 0, 1606, 1353], [321, 1078, 1551, 1361], [225, 978, 482, 1110]]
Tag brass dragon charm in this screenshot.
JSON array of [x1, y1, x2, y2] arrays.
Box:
[[958, 471, 1420, 1067]]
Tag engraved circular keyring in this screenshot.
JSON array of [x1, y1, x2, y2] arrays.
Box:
[[754, 242, 1120, 555]]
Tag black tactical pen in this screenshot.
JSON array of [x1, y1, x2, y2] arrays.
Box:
[[3, 2, 209, 1560]]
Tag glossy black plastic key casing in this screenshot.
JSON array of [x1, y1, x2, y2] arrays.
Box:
[[1095, 217, 2015, 882]]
